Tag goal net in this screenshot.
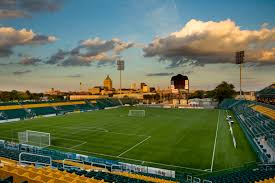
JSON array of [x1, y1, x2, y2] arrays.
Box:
[[18, 130, 51, 148], [128, 110, 145, 117]]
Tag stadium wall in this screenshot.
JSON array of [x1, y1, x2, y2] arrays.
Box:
[[0, 140, 176, 178], [0, 118, 20, 124]]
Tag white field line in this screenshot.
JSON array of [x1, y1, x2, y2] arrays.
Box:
[[210, 109, 221, 172], [71, 128, 108, 134], [49, 144, 208, 172], [62, 126, 149, 137], [69, 141, 87, 149], [107, 131, 148, 137], [117, 136, 151, 157], [51, 136, 85, 143], [50, 144, 118, 158]]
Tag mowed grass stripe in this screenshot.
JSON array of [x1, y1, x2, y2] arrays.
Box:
[[0, 107, 256, 172], [213, 110, 257, 170]]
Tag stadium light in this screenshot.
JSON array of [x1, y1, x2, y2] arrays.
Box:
[[236, 51, 245, 99], [117, 60, 125, 95]]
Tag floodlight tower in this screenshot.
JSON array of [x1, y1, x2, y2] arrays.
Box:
[[236, 51, 245, 99], [79, 82, 83, 91], [117, 60, 125, 95]]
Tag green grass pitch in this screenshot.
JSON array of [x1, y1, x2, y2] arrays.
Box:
[[0, 107, 256, 173]]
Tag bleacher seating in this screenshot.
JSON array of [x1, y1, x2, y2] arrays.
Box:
[[0, 144, 179, 183], [231, 100, 275, 163], [251, 105, 275, 120], [1, 139, 275, 183], [0, 109, 28, 120], [0, 163, 105, 183], [29, 107, 57, 116], [0, 98, 134, 120], [255, 177, 275, 183], [206, 167, 275, 183], [54, 159, 177, 183]]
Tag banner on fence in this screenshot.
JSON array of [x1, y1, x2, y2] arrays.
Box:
[[119, 162, 175, 178]]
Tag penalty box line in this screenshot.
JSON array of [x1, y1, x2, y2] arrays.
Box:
[[117, 136, 151, 157], [62, 126, 149, 137], [51, 136, 87, 149]]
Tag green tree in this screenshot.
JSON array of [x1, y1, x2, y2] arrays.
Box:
[[190, 90, 205, 99], [212, 81, 236, 102]]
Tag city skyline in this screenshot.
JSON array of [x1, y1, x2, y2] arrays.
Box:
[[0, 0, 274, 92]]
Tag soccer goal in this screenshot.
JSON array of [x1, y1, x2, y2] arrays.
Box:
[[128, 110, 145, 117], [18, 130, 51, 148]]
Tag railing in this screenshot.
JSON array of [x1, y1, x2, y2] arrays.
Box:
[[19, 152, 52, 167]]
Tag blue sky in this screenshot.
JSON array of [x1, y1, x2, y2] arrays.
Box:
[[0, 0, 274, 92]]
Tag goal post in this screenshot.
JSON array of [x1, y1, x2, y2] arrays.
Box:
[[128, 110, 145, 117], [18, 130, 51, 148]]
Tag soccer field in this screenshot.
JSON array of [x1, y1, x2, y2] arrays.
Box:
[[0, 107, 256, 173]]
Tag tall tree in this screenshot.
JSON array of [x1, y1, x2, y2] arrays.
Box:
[[213, 81, 236, 102]]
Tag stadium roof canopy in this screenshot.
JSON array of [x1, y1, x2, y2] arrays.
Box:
[[256, 83, 275, 98]]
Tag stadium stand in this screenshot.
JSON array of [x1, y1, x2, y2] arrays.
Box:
[[29, 107, 57, 116], [1, 97, 274, 182], [205, 166, 275, 183], [231, 100, 275, 163], [54, 160, 177, 183], [0, 144, 179, 183], [1, 136, 275, 183], [0, 109, 28, 120], [0, 162, 106, 183], [251, 105, 275, 120], [256, 83, 275, 105], [218, 98, 244, 109], [0, 98, 138, 121]]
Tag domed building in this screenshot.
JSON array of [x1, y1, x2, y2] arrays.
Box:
[[103, 75, 112, 90]]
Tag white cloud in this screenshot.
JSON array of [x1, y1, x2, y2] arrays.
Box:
[[48, 37, 134, 66], [143, 19, 275, 67], [0, 27, 57, 57]]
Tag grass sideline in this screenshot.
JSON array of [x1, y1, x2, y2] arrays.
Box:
[[0, 107, 256, 174]]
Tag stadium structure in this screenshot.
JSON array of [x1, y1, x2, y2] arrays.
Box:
[[256, 83, 275, 105], [0, 86, 274, 183]]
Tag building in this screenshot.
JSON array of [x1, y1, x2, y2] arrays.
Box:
[[70, 95, 102, 100], [141, 82, 150, 92], [150, 87, 156, 92], [131, 83, 137, 90], [171, 74, 189, 91], [171, 74, 190, 104], [45, 88, 62, 95], [140, 83, 146, 90], [142, 85, 149, 93], [88, 86, 103, 95], [140, 83, 149, 93], [104, 75, 112, 90]]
